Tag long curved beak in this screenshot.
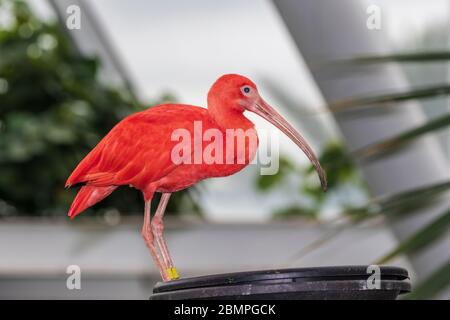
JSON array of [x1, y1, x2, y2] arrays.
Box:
[[254, 98, 327, 191]]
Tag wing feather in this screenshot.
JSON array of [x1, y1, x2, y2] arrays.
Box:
[[66, 104, 211, 190]]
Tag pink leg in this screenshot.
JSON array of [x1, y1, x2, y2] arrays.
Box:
[[141, 199, 169, 281], [152, 193, 179, 280]]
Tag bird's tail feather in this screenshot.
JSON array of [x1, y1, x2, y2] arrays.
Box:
[[68, 185, 117, 219]]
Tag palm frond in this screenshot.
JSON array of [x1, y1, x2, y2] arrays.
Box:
[[405, 259, 450, 300], [376, 208, 450, 264], [354, 113, 450, 159], [345, 52, 450, 64], [288, 181, 450, 264], [329, 85, 450, 113], [379, 181, 450, 216]]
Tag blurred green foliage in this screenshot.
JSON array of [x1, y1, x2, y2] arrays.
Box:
[[256, 141, 369, 219], [343, 49, 450, 299], [0, 0, 199, 217], [275, 46, 450, 298], [255, 157, 294, 191]]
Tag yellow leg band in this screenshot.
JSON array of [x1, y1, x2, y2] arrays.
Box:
[[167, 267, 180, 280]]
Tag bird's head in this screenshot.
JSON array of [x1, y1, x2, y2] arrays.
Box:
[[208, 74, 327, 192]]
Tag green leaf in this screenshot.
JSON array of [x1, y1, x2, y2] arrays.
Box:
[[273, 205, 317, 219], [255, 157, 294, 191], [339, 180, 450, 220], [379, 181, 450, 216], [405, 259, 450, 299], [329, 85, 450, 113], [286, 181, 450, 270], [354, 113, 450, 158], [346, 52, 450, 64], [376, 208, 450, 264]]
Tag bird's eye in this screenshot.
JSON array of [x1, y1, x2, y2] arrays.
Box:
[[242, 86, 251, 95]]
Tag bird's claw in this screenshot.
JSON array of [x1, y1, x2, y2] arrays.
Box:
[[166, 267, 180, 280]]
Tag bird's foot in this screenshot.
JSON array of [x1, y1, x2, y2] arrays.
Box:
[[166, 267, 180, 280]]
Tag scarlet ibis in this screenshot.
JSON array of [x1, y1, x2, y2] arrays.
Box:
[[66, 74, 327, 281]]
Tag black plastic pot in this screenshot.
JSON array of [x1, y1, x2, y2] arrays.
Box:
[[150, 266, 411, 300]]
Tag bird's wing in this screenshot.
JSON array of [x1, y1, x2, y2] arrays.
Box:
[[66, 104, 210, 189]]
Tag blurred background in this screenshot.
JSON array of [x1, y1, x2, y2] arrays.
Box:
[[0, 0, 448, 299]]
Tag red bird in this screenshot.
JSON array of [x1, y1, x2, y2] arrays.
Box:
[[66, 74, 327, 281]]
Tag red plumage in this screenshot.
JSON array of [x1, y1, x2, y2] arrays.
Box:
[[66, 74, 326, 281], [66, 104, 256, 217], [66, 75, 326, 220], [68, 185, 117, 219]]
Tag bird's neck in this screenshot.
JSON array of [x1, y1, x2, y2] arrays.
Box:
[[207, 102, 259, 167], [208, 105, 254, 131]]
